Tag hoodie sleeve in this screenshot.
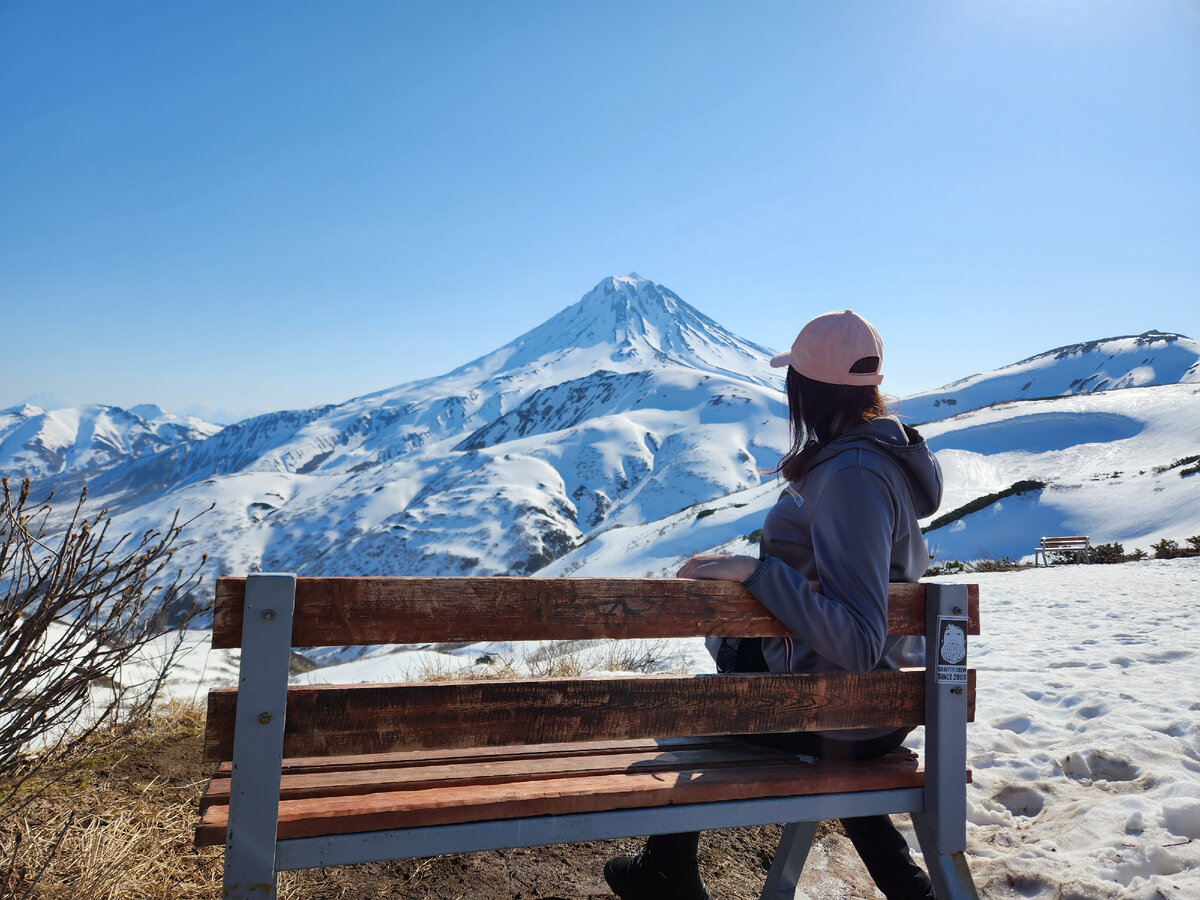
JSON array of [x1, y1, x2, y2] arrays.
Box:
[[742, 464, 896, 674]]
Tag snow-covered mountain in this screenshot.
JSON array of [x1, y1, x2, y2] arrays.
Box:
[[898, 331, 1200, 423], [10, 277, 1199, 582], [20, 275, 789, 581], [541, 381, 1200, 574], [0, 403, 221, 480]]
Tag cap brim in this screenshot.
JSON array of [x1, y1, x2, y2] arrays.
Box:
[[769, 351, 791, 368]]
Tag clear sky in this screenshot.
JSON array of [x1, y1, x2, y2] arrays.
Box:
[[2, 1, 1198, 421]]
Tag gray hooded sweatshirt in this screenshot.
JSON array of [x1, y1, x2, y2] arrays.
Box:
[[707, 416, 943, 700]]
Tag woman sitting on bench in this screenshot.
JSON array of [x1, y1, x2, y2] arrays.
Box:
[[603, 310, 944, 900]]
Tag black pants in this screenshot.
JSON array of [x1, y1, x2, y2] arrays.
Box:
[[642, 640, 935, 900]]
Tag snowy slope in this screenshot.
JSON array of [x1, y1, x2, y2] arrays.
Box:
[[13, 278, 1199, 581], [28, 275, 790, 581], [899, 331, 1200, 423], [0, 402, 220, 480], [538, 383, 1200, 575], [920, 383, 1200, 563]]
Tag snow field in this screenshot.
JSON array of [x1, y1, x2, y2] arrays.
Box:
[[920, 559, 1200, 899]]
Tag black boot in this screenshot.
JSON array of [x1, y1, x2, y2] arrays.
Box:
[[603, 832, 711, 900]]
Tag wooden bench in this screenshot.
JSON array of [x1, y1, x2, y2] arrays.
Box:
[[197, 574, 982, 899], [1034, 535, 1091, 566]]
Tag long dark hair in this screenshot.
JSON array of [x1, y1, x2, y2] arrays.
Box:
[[774, 366, 889, 483]]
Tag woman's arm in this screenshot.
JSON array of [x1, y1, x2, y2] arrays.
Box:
[[676, 554, 760, 582], [676, 468, 897, 674]]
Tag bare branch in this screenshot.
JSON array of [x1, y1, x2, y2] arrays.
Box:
[[0, 478, 208, 816]]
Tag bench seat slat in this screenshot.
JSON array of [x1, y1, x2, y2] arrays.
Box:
[[196, 746, 928, 845], [212, 578, 980, 649], [211, 737, 731, 776], [201, 741, 818, 810], [204, 670, 977, 762]]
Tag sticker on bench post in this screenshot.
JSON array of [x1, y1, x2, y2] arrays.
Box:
[[935, 616, 968, 685]]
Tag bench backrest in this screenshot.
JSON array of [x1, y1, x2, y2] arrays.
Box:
[[1040, 536, 1089, 548], [204, 577, 978, 763]]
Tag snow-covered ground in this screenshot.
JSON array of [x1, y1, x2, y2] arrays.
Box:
[[167, 557, 1200, 898], [918, 383, 1200, 564], [921, 559, 1200, 899]]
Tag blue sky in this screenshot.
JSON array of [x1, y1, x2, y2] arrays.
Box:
[[2, 1, 1197, 421]]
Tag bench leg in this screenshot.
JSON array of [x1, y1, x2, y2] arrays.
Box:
[[222, 573, 295, 900], [223, 833, 280, 899], [759, 821, 819, 900], [910, 813, 980, 900]]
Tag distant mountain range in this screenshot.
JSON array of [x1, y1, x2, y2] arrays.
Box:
[[4, 275, 1198, 588], [897, 330, 1199, 423], [0, 403, 220, 480]]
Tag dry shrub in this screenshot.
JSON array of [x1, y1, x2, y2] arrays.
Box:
[[1, 478, 208, 814], [410, 638, 687, 682], [593, 639, 686, 674]]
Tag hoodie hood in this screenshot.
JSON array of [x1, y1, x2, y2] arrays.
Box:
[[812, 415, 944, 519]]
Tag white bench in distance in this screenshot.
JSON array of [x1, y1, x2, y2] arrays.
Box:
[[1034, 536, 1091, 566]]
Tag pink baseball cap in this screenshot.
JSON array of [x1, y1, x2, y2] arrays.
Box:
[[770, 310, 884, 385]]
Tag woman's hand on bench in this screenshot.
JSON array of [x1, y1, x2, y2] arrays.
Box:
[[677, 554, 760, 582]]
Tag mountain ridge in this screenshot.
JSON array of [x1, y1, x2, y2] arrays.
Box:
[[0, 403, 221, 481], [899, 330, 1199, 423], [6, 277, 1197, 585], [16, 276, 788, 582]]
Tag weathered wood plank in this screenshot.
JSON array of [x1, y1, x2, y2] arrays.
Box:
[[209, 737, 735, 777], [200, 742, 826, 810], [196, 749, 926, 845], [204, 670, 977, 762], [212, 577, 980, 649]]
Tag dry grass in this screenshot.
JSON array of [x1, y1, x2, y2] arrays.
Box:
[[0, 699, 222, 900], [411, 654, 526, 681], [2, 787, 220, 899], [0, 697, 426, 900], [592, 639, 688, 675], [413, 639, 688, 682]]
